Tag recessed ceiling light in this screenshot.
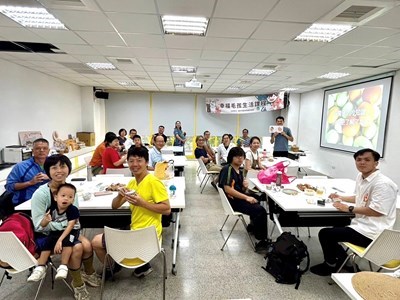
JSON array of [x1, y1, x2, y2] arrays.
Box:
[[318, 72, 350, 79], [0, 6, 67, 30], [295, 23, 355, 42], [118, 81, 137, 86], [162, 15, 209, 36], [280, 87, 298, 91], [228, 86, 244, 90], [86, 62, 116, 70], [171, 65, 196, 74], [248, 69, 276, 76]]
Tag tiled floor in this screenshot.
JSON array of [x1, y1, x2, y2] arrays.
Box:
[[1, 161, 349, 299]]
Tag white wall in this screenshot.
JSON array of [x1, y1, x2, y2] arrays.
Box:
[[0, 59, 86, 161], [105, 91, 280, 142], [296, 71, 400, 185]]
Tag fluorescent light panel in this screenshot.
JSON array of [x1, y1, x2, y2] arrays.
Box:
[[86, 62, 116, 70], [295, 23, 355, 42], [171, 65, 196, 73], [118, 81, 137, 86], [248, 69, 276, 76], [280, 87, 298, 91], [228, 86, 244, 90], [162, 15, 209, 36], [174, 84, 185, 88], [319, 72, 350, 79], [0, 6, 67, 30]]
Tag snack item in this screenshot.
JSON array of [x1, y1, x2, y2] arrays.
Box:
[[296, 183, 317, 192], [105, 183, 126, 191]]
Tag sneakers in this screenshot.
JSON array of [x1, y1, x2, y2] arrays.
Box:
[[81, 271, 101, 287], [255, 240, 270, 252], [27, 265, 47, 282], [310, 262, 336, 276], [55, 264, 68, 280], [72, 282, 90, 300], [133, 263, 153, 278]]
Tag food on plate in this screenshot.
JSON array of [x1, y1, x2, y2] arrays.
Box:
[[296, 183, 316, 192], [282, 188, 298, 196], [105, 183, 126, 191]]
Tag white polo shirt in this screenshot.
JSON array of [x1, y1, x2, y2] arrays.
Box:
[[217, 143, 233, 164], [349, 170, 398, 240]]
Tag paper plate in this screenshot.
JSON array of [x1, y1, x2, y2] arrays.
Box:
[[282, 188, 299, 196]]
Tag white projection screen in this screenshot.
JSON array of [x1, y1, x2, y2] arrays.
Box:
[[320, 76, 393, 156]]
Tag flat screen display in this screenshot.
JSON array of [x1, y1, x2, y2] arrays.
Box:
[[320, 76, 393, 155]]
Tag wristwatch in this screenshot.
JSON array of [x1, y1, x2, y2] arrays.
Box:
[[348, 205, 355, 213]]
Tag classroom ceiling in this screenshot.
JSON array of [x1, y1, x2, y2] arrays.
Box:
[[1, 0, 400, 95]]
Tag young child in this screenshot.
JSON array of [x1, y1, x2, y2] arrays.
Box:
[[28, 183, 81, 282]]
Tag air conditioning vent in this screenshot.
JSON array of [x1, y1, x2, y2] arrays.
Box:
[[115, 58, 134, 64], [333, 5, 381, 22], [262, 64, 278, 69]]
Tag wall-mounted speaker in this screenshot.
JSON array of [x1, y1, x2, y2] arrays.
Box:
[[94, 91, 109, 99]]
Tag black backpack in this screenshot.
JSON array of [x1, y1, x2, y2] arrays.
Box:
[[262, 232, 310, 289]]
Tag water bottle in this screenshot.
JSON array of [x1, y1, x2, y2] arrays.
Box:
[[169, 184, 176, 198], [276, 171, 282, 187], [262, 149, 267, 160], [87, 166, 92, 181]]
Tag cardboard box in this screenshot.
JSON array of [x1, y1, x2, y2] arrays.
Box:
[[77, 132, 95, 146]]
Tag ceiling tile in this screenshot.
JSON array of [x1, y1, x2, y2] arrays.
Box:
[[366, 6, 400, 29], [76, 32, 126, 46], [333, 26, 399, 46], [156, 0, 215, 17], [0, 27, 45, 42], [201, 50, 235, 60], [208, 19, 259, 38], [31, 29, 87, 44], [252, 21, 309, 41], [241, 39, 287, 52], [96, 0, 157, 13], [52, 10, 115, 32], [56, 44, 101, 55], [106, 13, 161, 34], [214, 0, 276, 20], [167, 49, 201, 59], [204, 37, 246, 51], [164, 35, 205, 50], [123, 34, 165, 48], [266, 0, 343, 23]]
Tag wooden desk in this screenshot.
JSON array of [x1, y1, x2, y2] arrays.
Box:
[[16, 176, 185, 275]]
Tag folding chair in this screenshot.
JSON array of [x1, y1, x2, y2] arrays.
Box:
[[0, 232, 73, 300], [337, 229, 400, 273], [100, 226, 167, 300], [198, 158, 219, 193], [217, 187, 255, 251]]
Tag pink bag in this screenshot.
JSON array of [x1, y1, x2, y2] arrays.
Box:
[[257, 161, 296, 184]]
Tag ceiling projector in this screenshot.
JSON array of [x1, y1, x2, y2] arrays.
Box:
[[185, 77, 203, 89]]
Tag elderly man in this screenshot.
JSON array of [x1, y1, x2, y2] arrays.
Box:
[[310, 148, 398, 276], [148, 135, 165, 170], [5, 138, 50, 206], [151, 125, 168, 145]]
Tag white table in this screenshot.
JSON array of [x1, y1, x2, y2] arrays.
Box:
[[261, 157, 311, 176], [250, 177, 355, 234], [161, 146, 184, 154], [16, 176, 185, 275], [162, 154, 187, 168], [331, 272, 395, 300]]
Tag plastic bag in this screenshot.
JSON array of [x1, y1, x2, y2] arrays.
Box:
[[257, 161, 296, 184]]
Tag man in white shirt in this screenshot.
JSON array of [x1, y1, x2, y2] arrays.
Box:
[[148, 135, 165, 170], [217, 134, 233, 165], [310, 148, 398, 276], [124, 128, 137, 150]]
